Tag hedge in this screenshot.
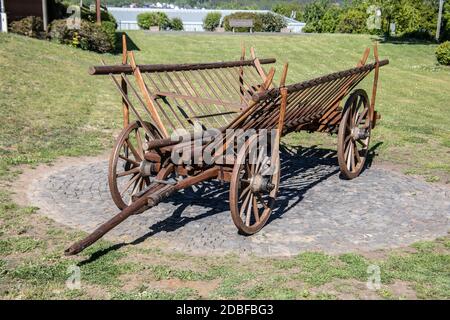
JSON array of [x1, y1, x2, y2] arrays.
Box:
[[48, 19, 115, 53]]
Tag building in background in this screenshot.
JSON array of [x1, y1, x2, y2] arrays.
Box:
[[1, 0, 7, 32], [2, 0, 49, 30], [108, 7, 305, 33], [0, 0, 103, 32]]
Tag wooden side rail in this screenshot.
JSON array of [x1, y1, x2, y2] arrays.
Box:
[[252, 59, 389, 102], [89, 58, 276, 75]]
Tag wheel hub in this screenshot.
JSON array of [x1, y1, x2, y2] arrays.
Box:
[[250, 175, 275, 193], [139, 160, 155, 177], [351, 127, 369, 140]]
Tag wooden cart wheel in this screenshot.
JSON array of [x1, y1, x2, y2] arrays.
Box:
[[109, 120, 163, 210], [337, 89, 371, 180], [230, 135, 281, 235]]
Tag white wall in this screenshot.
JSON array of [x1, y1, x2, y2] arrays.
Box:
[[183, 23, 203, 32]]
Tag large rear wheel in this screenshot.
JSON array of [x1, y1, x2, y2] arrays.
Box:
[[229, 135, 280, 235], [337, 89, 371, 180]]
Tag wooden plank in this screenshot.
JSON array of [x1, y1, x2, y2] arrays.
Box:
[[154, 91, 243, 111], [252, 59, 389, 102], [128, 52, 169, 138], [90, 58, 277, 75], [121, 34, 129, 128]]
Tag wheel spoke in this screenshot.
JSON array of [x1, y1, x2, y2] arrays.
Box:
[[245, 162, 253, 178], [125, 139, 142, 162], [135, 128, 145, 159], [255, 145, 267, 173], [259, 156, 271, 175], [354, 143, 361, 164], [240, 191, 252, 218], [356, 138, 368, 148], [346, 142, 353, 170], [120, 173, 140, 196], [350, 143, 356, 171], [118, 155, 139, 167], [344, 139, 351, 161], [357, 108, 368, 125], [252, 196, 260, 223], [245, 194, 253, 226], [345, 122, 351, 133], [117, 167, 140, 177], [239, 184, 251, 200], [344, 134, 352, 147], [351, 99, 358, 124], [256, 192, 269, 210], [127, 176, 142, 205], [129, 177, 140, 196]]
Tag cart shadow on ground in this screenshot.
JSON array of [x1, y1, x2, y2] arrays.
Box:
[[79, 142, 382, 264]]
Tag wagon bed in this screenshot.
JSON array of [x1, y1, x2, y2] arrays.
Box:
[[66, 37, 389, 255]]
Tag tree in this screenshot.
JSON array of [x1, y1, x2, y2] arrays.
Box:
[[261, 12, 287, 32], [303, 0, 332, 33], [203, 12, 221, 31], [321, 4, 342, 33], [336, 8, 368, 34], [443, 2, 450, 40]]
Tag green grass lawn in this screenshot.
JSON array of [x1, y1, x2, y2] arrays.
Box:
[[0, 31, 449, 300]]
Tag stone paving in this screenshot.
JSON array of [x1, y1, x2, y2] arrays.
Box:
[[26, 147, 450, 256]]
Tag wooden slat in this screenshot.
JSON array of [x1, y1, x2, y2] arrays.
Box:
[[128, 52, 169, 137], [154, 91, 244, 111]]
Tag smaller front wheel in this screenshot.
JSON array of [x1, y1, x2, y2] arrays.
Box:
[[337, 89, 371, 180], [229, 135, 280, 235]]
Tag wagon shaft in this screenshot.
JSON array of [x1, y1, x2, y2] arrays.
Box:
[[65, 167, 220, 255], [64, 183, 175, 255]]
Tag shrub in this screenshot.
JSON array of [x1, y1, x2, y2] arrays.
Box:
[[137, 12, 170, 30], [48, 19, 69, 43], [137, 12, 159, 29], [170, 18, 183, 31], [101, 21, 117, 50], [223, 12, 262, 32], [78, 21, 114, 53], [260, 13, 287, 32], [436, 41, 450, 65], [48, 19, 114, 53], [10, 16, 44, 38], [203, 12, 221, 31]]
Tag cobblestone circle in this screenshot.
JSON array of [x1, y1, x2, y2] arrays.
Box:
[[26, 148, 450, 256]]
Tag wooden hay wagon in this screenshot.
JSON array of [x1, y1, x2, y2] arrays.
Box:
[[65, 37, 389, 255]]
